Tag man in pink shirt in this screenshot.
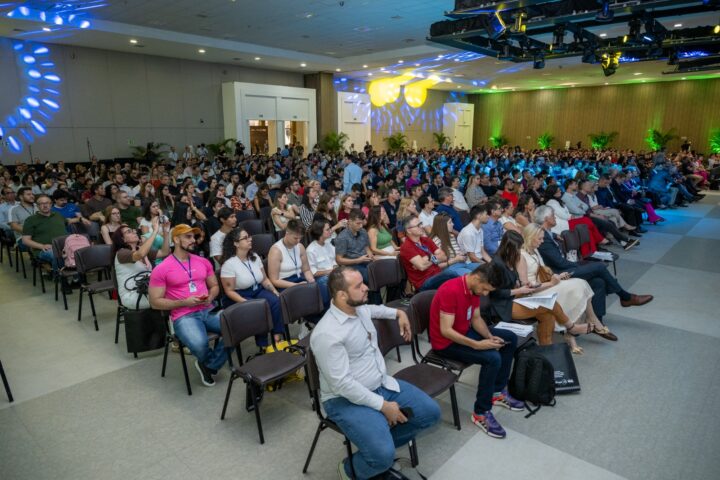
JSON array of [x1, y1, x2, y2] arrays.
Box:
[[149, 224, 227, 387]]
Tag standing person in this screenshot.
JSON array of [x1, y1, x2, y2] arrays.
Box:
[[218, 227, 284, 347], [149, 224, 227, 387], [310, 266, 441, 480], [457, 205, 492, 265], [342, 156, 362, 194], [429, 263, 522, 439]]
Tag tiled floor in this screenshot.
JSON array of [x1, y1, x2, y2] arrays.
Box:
[[1, 193, 720, 480]]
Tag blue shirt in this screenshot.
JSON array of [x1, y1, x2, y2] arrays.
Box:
[[482, 218, 504, 256], [343, 162, 362, 194], [52, 203, 81, 220], [435, 204, 464, 232]]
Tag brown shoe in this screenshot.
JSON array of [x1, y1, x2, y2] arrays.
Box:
[[620, 294, 654, 307]]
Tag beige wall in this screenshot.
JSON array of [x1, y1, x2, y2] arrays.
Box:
[[468, 79, 720, 153], [0, 37, 304, 164], [304, 72, 336, 143]]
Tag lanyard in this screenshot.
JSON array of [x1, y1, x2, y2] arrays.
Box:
[[285, 244, 299, 275], [171, 254, 192, 281], [241, 258, 258, 288]]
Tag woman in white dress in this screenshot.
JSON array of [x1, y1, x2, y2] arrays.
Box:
[[519, 223, 618, 353], [498, 197, 522, 234]]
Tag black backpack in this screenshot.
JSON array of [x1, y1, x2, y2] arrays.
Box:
[[509, 343, 557, 418]]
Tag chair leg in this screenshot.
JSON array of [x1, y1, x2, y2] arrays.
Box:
[[54, 277, 59, 302], [39, 267, 46, 293], [88, 292, 99, 331], [0, 360, 13, 403], [7, 245, 13, 267], [61, 280, 68, 311], [178, 343, 192, 396], [114, 308, 121, 344], [612, 260, 617, 276], [345, 438, 356, 479], [395, 346, 402, 363], [249, 383, 265, 444], [449, 385, 461, 431], [220, 375, 235, 420], [32, 263, 37, 287], [20, 251, 26, 278], [408, 439, 418, 468], [302, 422, 324, 473], [77, 288, 84, 322], [161, 339, 170, 377]]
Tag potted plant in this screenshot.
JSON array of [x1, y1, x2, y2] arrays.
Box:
[[207, 138, 237, 157], [320, 131, 349, 155], [537, 132, 554, 149], [130, 142, 168, 163], [433, 132, 450, 150], [645, 128, 678, 151], [710, 129, 720, 154], [385, 132, 408, 152], [489, 135, 509, 148], [587, 131, 618, 150]]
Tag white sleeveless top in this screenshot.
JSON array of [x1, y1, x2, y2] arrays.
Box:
[[273, 239, 302, 279]]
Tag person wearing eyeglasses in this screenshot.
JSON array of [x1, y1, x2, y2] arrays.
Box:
[[399, 214, 463, 292], [0, 187, 18, 235], [21, 194, 68, 274]]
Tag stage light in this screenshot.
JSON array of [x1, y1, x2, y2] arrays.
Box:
[[511, 12, 527, 33], [600, 52, 621, 76], [533, 53, 545, 69], [596, 0, 614, 22], [714, 25, 720, 34], [551, 25, 567, 53]]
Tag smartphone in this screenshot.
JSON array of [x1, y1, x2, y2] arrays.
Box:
[[197, 294, 209, 301], [400, 407, 414, 419]]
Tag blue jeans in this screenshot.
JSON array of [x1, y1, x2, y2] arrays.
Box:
[[221, 286, 284, 347], [315, 274, 331, 309], [36, 249, 62, 274], [173, 308, 227, 371], [436, 327, 517, 414], [419, 267, 462, 291], [323, 379, 441, 480], [446, 262, 481, 276]]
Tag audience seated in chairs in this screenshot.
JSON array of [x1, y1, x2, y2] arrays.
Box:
[[305, 218, 336, 309], [543, 184, 608, 256], [218, 226, 284, 347], [100, 205, 123, 245], [208, 207, 237, 264], [310, 266, 441, 480], [21, 194, 67, 274], [431, 213, 480, 275], [399, 214, 463, 292], [457, 204, 493, 266], [534, 205, 653, 326], [428, 263, 522, 439], [112, 218, 170, 310], [149, 224, 227, 388]]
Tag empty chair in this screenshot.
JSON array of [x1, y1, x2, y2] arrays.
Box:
[[251, 233, 274, 259], [219, 300, 306, 444], [560, 229, 581, 258], [52, 234, 86, 310], [75, 244, 114, 331], [241, 219, 265, 236], [368, 258, 408, 361], [279, 282, 324, 350], [0, 228, 14, 267], [0, 358, 13, 403], [258, 206, 273, 232], [235, 210, 257, 223]]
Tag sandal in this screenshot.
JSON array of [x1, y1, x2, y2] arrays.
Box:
[[563, 332, 584, 355], [592, 325, 618, 342], [566, 322, 593, 336]]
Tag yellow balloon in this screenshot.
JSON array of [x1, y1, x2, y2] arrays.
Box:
[[369, 80, 386, 107], [404, 82, 427, 108]]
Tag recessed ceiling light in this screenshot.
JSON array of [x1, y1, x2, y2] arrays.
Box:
[[398, 60, 404, 64], [599, 33, 607, 37], [681, 77, 687, 80], [335, 68, 341, 72], [254, 57, 261, 61], [198, 49, 206, 54], [454, 58, 460, 62], [414, 63, 420, 67], [42, 27, 51, 32], [368, 73, 373, 76], [633, 72, 642, 75], [674, 23, 682, 28], [300, 63, 307, 67], [130, 39, 138, 44], [605, 82, 609, 85], [362, 64, 368, 68], [456, 85, 461, 89]]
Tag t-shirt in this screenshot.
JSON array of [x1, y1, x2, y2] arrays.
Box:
[[419, 210, 437, 230], [399, 236, 441, 290], [306, 240, 336, 275], [22, 212, 67, 253], [457, 224, 484, 261], [220, 256, 264, 290], [429, 275, 479, 351], [81, 196, 112, 217], [9, 204, 36, 239], [115, 248, 158, 309], [52, 203, 81, 220], [149, 253, 214, 321], [335, 228, 370, 260], [119, 206, 142, 229], [209, 230, 227, 259]]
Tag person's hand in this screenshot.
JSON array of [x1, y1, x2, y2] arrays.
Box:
[[380, 401, 408, 427], [184, 296, 207, 306], [550, 274, 562, 286], [476, 338, 503, 350], [151, 216, 160, 232], [515, 286, 535, 296], [453, 254, 466, 264], [397, 310, 411, 342], [559, 271, 571, 280], [340, 219, 348, 228], [490, 335, 506, 345], [42, 244, 52, 252]]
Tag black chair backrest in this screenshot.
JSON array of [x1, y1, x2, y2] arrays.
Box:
[[258, 206, 273, 225], [252, 233, 274, 259], [51, 235, 70, 263], [75, 244, 113, 275], [241, 219, 265, 236], [560, 229, 581, 254], [458, 210, 471, 227], [409, 289, 437, 335], [305, 344, 321, 393], [0, 228, 16, 245], [573, 224, 591, 256], [280, 283, 324, 326], [368, 258, 403, 291], [372, 318, 408, 357], [235, 210, 257, 223], [220, 299, 272, 348]]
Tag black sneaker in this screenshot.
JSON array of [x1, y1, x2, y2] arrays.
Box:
[[623, 239, 640, 250], [194, 360, 215, 387]]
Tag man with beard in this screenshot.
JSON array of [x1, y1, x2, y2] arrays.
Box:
[[149, 224, 227, 387], [311, 266, 441, 480]]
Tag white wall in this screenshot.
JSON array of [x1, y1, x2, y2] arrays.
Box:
[[337, 91, 371, 152], [0, 37, 304, 164], [442, 102, 474, 148]]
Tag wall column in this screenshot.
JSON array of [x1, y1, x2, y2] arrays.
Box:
[[304, 73, 337, 144]]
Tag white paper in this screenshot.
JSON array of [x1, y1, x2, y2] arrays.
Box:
[[494, 321, 535, 337], [513, 292, 558, 310]]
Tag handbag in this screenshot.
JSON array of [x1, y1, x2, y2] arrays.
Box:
[[535, 343, 581, 394], [534, 253, 554, 283], [124, 308, 167, 354]]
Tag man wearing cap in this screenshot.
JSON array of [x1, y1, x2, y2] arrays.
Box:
[[149, 224, 227, 387]]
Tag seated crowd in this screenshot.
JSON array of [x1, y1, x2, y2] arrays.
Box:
[[2, 142, 715, 480]]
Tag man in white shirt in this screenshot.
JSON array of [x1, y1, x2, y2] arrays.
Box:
[[167, 146, 179, 165], [311, 266, 440, 480], [457, 205, 492, 264], [209, 207, 237, 264], [450, 176, 469, 212]]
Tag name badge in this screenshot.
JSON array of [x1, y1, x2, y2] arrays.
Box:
[[467, 306, 472, 321], [188, 281, 197, 293]]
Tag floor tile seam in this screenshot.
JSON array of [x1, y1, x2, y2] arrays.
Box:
[[604, 311, 720, 340]]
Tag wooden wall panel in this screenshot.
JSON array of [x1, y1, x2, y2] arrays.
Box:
[[469, 79, 720, 153]]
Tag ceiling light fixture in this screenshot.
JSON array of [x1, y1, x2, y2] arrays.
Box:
[[674, 23, 682, 28], [300, 63, 307, 67], [42, 27, 51, 32], [368, 73, 373, 76], [254, 57, 261, 60], [198, 49, 206, 54], [362, 64, 368, 68], [633, 72, 642, 75], [335, 68, 341, 72], [599, 33, 607, 37], [130, 39, 138, 44], [398, 60, 404, 64]]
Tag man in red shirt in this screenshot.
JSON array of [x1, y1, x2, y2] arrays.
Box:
[[399, 214, 462, 291], [499, 178, 519, 207], [428, 263, 523, 439]]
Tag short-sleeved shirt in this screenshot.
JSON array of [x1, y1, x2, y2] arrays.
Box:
[[457, 223, 484, 261], [82, 196, 112, 217], [429, 275, 479, 351], [399, 236, 441, 290], [209, 230, 226, 259], [22, 212, 67, 253], [220, 256, 264, 291], [149, 254, 214, 321], [115, 248, 158, 309], [306, 240, 336, 275], [9, 204, 36, 238], [119, 206, 142, 229], [335, 228, 370, 260], [52, 203, 81, 220]]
